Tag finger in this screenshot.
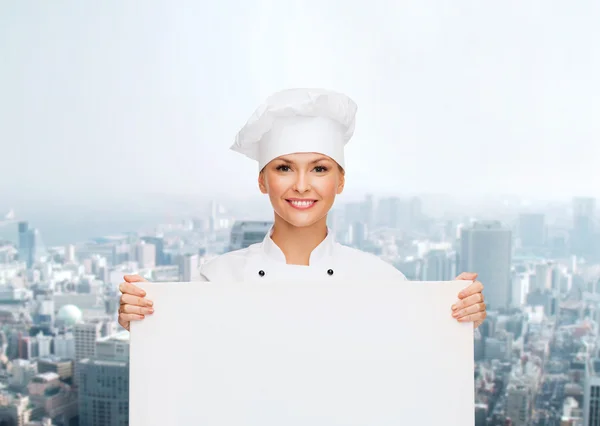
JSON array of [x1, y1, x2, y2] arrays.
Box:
[[118, 318, 130, 331], [119, 312, 145, 323], [451, 293, 484, 311], [121, 304, 154, 315], [120, 293, 153, 307], [458, 312, 487, 328], [119, 281, 146, 297], [458, 280, 484, 298], [455, 272, 478, 281], [452, 303, 486, 319], [124, 274, 147, 283]]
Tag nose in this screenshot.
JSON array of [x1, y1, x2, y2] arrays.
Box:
[[293, 170, 311, 193]]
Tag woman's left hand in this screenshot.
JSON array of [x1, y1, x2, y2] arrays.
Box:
[[451, 272, 486, 329]]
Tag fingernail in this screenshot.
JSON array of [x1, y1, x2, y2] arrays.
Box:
[[453, 312, 459, 318], [458, 292, 465, 298], [451, 304, 457, 310], [146, 300, 153, 306]]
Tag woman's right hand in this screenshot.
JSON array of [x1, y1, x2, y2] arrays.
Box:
[[118, 274, 154, 331]]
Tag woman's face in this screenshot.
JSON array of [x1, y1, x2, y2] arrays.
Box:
[[258, 152, 345, 228]]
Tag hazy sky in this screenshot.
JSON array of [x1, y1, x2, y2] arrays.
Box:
[[1, 1, 599, 202]]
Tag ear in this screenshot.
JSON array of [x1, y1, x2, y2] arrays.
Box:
[[337, 173, 345, 195], [258, 171, 268, 194]]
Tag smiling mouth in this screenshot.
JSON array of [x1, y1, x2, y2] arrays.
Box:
[[286, 199, 317, 209]]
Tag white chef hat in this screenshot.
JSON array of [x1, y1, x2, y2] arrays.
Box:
[[230, 88, 357, 171]]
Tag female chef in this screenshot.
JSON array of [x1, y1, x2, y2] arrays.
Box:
[[118, 88, 487, 331]]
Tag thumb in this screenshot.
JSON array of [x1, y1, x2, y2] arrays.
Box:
[[123, 274, 146, 283], [456, 272, 478, 281]]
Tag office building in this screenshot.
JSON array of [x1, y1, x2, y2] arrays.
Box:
[[460, 221, 512, 310], [79, 331, 130, 426], [571, 197, 596, 259], [518, 213, 545, 249], [229, 221, 272, 251], [584, 358, 600, 425]]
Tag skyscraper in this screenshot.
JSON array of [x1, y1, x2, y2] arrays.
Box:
[[460, 221, 512, 310], [181, 253, 199, 281], [518, 213, 545, 249], [18, 221, 34, 268], [571, 197, 596, 259], [422, 249, 457, 281], [79, 331, 130, 426], [17, 221, 44, 268], [584, 358, 600, 426], [228, 221, 273, 251]]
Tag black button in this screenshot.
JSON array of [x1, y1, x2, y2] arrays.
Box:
[[327, 269, 334, 276], [258, 270, 265, 277]]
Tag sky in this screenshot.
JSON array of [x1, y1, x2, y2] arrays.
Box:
[[1, 0, 599, 205]]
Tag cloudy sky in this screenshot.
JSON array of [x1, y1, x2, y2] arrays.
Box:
[[1, 0, 599, 203]]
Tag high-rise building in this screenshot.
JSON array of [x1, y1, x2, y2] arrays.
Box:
[[362, 194, 374, 229], [18, 221, 35, 268], [532, 262, 552, 292], [54, 333, 75, 359], [181, 254, 199, 281], [228, 221, 273, 251], [505, 382, 532, 426], [135, 241, 156, 268], [79, 331, 130, 426], [64, 244, 76, 263], [74, 322, 103, 386], [348, 222, 367, 249], [460, 221, 512, 310], [571, 197, 596, 259], [376, 197, 404, 229], [422, 249, 457, 281], [518, 213, 545, 249], [141, 236, 166, 265], [584, 358, 600, 425]]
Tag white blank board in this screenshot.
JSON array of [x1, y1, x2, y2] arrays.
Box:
[[129, 280, 474, 426]]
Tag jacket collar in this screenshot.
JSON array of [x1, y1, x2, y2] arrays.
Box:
[[261, 225, 336, 266]]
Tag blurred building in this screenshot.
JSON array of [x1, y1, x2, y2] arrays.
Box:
[[460, 221, 512, 310], [571, 197, 596, 259], [228, 221, 272, 251], [518, 213, 546, 249], [584, 357, 600, 426], [181, 254, 199, 281], [422, 249, 457, 281]]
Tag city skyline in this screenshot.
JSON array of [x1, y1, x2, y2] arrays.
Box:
[[0, 188, 599, 424]]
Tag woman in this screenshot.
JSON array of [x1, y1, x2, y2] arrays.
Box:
[[118, 88, 487, 331]]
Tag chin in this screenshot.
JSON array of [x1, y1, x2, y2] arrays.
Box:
[[277, 204, 328, 228], [284, 217, 323, 228]]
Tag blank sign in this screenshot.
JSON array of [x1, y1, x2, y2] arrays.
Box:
[[129, 280, 474, 426]]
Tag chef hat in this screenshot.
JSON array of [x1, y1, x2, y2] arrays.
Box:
[[230, 88, 357, 170]]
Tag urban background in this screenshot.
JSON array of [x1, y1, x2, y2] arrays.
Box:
[[1, 1, 599, 425], [0, 195, 599, 425]]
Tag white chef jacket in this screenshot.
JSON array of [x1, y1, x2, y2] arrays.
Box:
[[198, 226, 407, 283]]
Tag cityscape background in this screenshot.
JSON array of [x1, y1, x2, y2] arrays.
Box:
[[0, 195, 599, 425], [1, 0, 599, 425]]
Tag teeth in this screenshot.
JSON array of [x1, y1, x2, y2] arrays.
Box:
[[290, 200, 314, 207]]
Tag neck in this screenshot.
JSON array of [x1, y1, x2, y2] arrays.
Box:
[[270, 214, 328, 266]]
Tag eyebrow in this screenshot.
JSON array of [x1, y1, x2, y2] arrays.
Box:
[[278, 157, 331, 165]]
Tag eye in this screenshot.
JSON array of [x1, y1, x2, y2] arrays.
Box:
[[275, 165, 291, 172], [314, 165, 328, 173]]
